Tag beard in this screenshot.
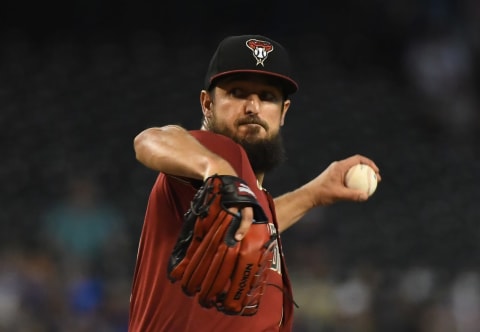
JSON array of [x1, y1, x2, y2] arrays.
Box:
[[204, 115, 286, 174], [238, 134, 286, 174]]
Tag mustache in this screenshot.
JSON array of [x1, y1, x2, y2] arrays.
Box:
[[235, 117, 269, 130]]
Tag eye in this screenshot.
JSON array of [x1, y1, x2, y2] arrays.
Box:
[[230, 88, 248, 99], [259, 91, 280, 102], [228, 87, 281, 103]]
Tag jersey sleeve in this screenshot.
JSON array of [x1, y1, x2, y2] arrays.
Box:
[[188, 130, 257, 187]]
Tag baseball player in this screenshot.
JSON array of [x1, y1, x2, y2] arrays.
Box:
[[128, 34, 381, 331]]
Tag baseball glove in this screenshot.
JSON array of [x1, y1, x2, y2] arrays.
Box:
[[168, 174, 278, 316]]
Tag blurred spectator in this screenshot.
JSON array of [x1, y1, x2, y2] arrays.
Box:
[[40, 173, 127, 275], [404, 21, 479, 143], [0, 248, 59, 331], [38, 172, 130, 331], [451, 271, 480, 332]]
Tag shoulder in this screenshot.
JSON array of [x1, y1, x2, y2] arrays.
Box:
[[188, 130, 255, 182], [188, 130, 245, 165], [189, 130, 239, 150]]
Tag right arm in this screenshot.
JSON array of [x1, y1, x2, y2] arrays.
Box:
[[133, 125, 253, 240], [134, 125, 238, 180]]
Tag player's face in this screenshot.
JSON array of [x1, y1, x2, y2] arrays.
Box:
[[203, 75, 290, 143], [200, 74, 291, 173]]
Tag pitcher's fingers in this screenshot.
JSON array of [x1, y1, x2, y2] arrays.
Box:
[[235, 207, 254, 241], [345, 154, 382, 181]]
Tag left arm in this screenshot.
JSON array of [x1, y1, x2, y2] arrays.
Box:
[[273, 154, 381, 233]]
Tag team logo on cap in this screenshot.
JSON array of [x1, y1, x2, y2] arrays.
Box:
[[245, 39, 274, 67]]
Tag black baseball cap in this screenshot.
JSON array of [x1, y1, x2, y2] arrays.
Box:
[[204, 35, 298, 95]]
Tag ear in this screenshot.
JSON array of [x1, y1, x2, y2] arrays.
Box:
[[280, 99, 291, 126], [200, 90, 213, 116]]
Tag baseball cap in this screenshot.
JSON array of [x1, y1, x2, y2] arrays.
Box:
[[204, 35, 298, 95]]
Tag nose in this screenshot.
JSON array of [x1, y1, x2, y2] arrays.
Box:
[[245, 94, 260, 114]]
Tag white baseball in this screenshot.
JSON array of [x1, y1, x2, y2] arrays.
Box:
[[345, 164, 378, 196]]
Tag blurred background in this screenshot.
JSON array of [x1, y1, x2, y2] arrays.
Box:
[[1, 0, 480, 331]]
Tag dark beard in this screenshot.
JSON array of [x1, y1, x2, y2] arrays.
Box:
[[234, 134, 286, 174], [205, 117, 286, 174]]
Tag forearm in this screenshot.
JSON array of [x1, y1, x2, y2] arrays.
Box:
[[133, 125, 235, 180], [273, 185, 316, 233]]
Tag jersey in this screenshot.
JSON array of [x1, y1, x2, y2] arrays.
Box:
[[128, 130, 294, 332]]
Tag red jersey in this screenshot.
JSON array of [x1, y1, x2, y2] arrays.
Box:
[[129, 130, 294, 332]]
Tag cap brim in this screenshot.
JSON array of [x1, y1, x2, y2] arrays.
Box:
[[210, 69, 298, 95]]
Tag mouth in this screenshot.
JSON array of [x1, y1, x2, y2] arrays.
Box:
[[240, 123, 263, 129], [236, 123, 265, 138], [238, 123, 265, 133], [237, 119, 267, 129], [236, 118, 269, 136]]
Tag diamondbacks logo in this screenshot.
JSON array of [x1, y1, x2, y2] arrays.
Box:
[[245, 39, 274, 66]]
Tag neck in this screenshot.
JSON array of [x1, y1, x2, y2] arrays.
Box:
[[256, 173, 265, 189]]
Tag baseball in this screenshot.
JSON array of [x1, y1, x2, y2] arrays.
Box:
[[345, 164, 378, 196]]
